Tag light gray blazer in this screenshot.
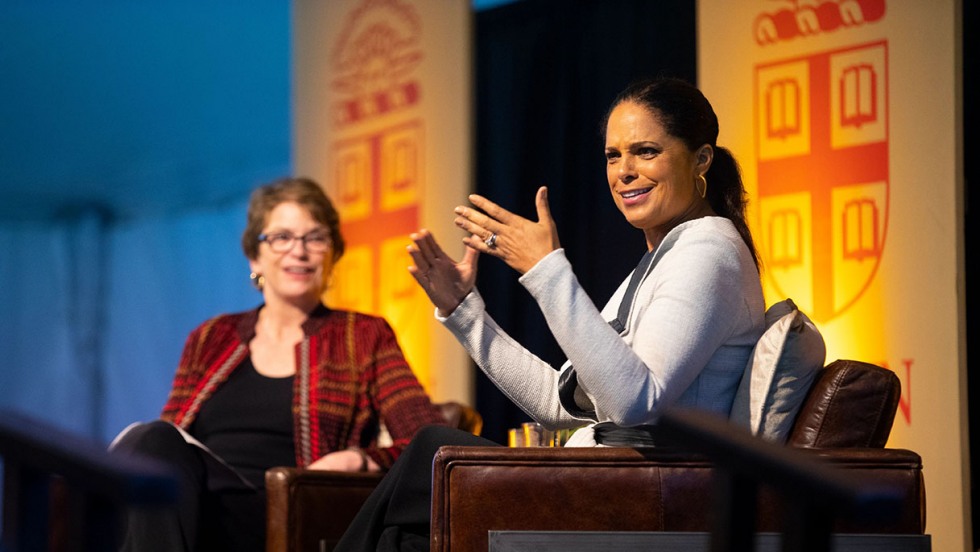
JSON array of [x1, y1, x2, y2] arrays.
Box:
[[440, 217, 765, 446]]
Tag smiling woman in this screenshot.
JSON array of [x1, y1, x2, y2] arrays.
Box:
[[600, 78, 760, 268], [109, 177, 447, 552], [603, 100, 716, 251], [242, 183, 344, 317]]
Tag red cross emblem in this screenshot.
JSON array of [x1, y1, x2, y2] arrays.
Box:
[[755, 41, 889, 323], [330, 121, 423, 314]]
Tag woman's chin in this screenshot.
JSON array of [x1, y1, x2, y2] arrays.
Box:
[[268, 288, 321, 306], [623, 212, 653, 230]]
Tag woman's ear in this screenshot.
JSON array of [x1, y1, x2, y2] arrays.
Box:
[[696, 144, 714, 174]]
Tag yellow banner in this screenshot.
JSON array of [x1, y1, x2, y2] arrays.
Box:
[[699, 1, 966, 549], [292, 0, 473, 403]]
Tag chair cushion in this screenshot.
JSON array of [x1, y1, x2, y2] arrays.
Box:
[[730, 298, 826, 443]]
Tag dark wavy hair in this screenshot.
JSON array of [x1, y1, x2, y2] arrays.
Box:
[[602, 77, 760, 271], [241, 177, 345, 263]]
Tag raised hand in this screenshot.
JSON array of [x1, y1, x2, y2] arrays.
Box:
[[454, 186, 560, 275], [407, 229, 479, 316]]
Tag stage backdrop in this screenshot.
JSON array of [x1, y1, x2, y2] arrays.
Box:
[[292, 0, 473, 403], [699, 1, 966, 549]]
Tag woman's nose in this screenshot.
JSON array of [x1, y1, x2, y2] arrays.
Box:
[[287, 240, 311, 257], [619, 156, 637, 183]]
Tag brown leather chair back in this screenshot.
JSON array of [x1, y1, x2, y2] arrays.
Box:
[[787, 359, 901, 448]]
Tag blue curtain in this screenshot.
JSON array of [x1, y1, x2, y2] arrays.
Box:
[[0, 1, 290, 445], [0, 199, 260, 443], [101, 199, 259, 442], [1, 217, 100, 437]]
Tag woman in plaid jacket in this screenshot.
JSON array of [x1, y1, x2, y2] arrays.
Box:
[[112, 177, 445, 552]]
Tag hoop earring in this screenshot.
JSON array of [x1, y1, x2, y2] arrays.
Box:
[[696, 174, 708, 199], [249, 272, 265, 291]]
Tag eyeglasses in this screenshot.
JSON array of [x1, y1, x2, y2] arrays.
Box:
[[257, 230, 332, 253]]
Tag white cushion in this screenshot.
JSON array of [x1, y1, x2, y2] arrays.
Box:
[[729, 298, 826, 443]]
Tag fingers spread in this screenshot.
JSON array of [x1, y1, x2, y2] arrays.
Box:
[[466, 194, 520, 230], [423, 230, 452, 259], [412, 230, 441, 262], [406, 264, 426, 283], [454, 207, 495, 237], [454, 214, 490, 240], [467, 194, 515, 225], [407, 245, 430, 273], [461, 244, 480, 265], [462, 234, 493, 254]]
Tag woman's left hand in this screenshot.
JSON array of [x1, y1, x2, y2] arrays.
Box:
[[307, 449, 379, 472], [455, 186, 560, 275]]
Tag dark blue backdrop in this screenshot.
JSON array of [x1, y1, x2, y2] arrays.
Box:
[[472, 0, 695, 442], [1, 1, 288, 442]]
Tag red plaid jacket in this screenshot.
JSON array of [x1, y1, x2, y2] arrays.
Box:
[[161, 304, 446, 469]]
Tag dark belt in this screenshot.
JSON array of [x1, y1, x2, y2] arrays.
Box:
[[591, 422, 661, 447]]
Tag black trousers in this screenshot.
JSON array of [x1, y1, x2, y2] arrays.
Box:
[[110, 421, 266, 552], [334, 425, 499, 552]]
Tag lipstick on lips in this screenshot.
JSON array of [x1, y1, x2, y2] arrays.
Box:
[[620, 186, 653, 206]]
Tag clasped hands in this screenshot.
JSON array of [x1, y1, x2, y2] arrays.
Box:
[[407, 186, 560, 316], [308, 448, 378, 472]]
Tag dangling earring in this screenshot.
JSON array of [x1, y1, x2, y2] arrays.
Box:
[[696, 174, 708, 199], [249, 272, 265, 291]]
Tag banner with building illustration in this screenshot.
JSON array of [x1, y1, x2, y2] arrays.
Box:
[[699, 1, 965, 549], [292, 0, 473, 403]]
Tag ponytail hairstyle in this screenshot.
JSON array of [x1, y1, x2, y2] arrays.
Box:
[[603, 77, 760, 271]]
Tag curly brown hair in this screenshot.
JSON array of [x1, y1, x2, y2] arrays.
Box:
[[241, 177, 345, 263]]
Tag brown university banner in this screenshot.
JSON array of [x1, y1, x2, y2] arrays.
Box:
[[293, 0, 473, 404], [699, 1, 966, 549]]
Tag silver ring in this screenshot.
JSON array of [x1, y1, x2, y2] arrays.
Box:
[[484, 232, 498, 248]]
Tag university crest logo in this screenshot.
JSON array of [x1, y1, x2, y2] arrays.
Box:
[[326, 0, 425, 315], [755, 40, 889, 323]]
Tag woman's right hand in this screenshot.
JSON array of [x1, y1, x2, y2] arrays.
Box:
[[407, 229, 479, 316]]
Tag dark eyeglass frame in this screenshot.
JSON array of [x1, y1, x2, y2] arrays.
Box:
[[257, 230, 332, 253]]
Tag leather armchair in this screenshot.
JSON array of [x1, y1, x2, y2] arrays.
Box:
[[429, 360, 926, 552], [265, 402, 482, 552]]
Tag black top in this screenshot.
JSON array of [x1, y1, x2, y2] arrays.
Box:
[[192, 356, 296, 488]]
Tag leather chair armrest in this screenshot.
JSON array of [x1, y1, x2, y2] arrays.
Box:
[[809, 448, 926, 534], [430, 446, 925, 552], [431, 446, 715, 552], [263, 402, 481, 552], [266, 467, 384, 552]]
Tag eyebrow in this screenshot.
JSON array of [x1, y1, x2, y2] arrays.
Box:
[[263, 227, 328, 235], [606, 140, 663, 150]]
